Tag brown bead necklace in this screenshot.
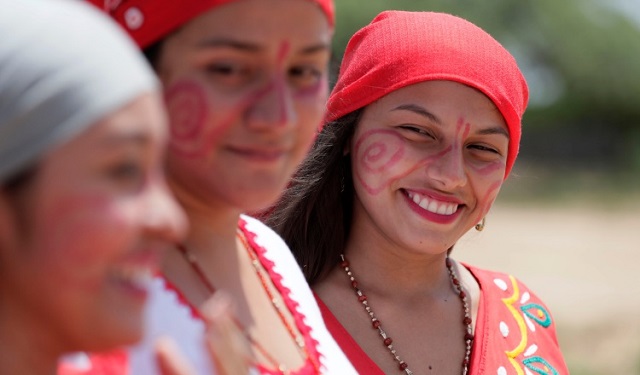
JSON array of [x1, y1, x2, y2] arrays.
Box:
[[339, 254, 473, 375], [176, 230, 317, 374]]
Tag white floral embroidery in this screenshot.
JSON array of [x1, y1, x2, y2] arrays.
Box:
[[494, 278, 508, 291]]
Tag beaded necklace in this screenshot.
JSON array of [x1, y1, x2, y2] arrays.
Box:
[[176, 230, 314, 374], [339, 255, 473, 375]]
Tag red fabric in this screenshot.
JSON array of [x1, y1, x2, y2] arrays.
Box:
[[58, 350, 127, 375], [317, 264, 569, 375], [316, 296, 384, 375], [87, 0, 334, 48], [325, 11, 529, 178]]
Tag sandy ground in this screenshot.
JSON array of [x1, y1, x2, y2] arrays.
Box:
[[455, 201, 640, 375]]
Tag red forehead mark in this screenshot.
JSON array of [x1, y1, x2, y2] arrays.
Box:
[[275, 41, 291, 123], [458, 117, 471, 139], [448, 117, 470, 175], [277, 40, 291, 65], [241, 41, 293, 126]]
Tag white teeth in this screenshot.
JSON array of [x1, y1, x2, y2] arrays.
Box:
[[408, 191, 458, 216], [418, 197, 429, 210], [412, 193, 421, 205], [112, 266, 153, 288], [427, 200, 438, 213]]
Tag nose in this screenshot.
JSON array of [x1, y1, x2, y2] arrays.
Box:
[[245, 76, 296, 130], [141, 177, 188, 244], [425, 147, 467, 190]]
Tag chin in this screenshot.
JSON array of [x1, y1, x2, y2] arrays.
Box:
[[242, 194, 282, 214], [233, 181, 287, 211], [78, 315, 144, 352]]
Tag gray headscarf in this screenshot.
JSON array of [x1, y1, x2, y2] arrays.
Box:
[[0, 0, 158, 183]]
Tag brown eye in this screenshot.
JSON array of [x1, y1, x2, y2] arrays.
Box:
[[398, 125, 435, 140], [289, 65, 322, 88], [469, 144, 500, 155], [108, 161, 145, 189], [204, 61, 252, 88], [205, 62, 238, 76]]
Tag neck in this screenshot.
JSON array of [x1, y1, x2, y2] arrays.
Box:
[[161, 185, 249, 311], [344, 224, 452, 300], [0, 295, 60, 375]]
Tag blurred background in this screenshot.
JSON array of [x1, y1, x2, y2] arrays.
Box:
[[332, 1, 640, 374]]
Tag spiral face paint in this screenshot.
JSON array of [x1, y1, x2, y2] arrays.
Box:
[[165, 81, 208, 157], [160, 16, 330, 211], [349, 80, 509, 251]]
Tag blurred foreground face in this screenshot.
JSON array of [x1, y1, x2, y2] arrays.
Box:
[[158, 0, 332, 212], [350, 80, 509, 253], [0, 93, 187, 352]]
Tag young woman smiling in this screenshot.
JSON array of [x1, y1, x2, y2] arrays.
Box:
[[88, 0, 356, 373], [0, 1, 186, 374], [268, 11, 570, 375]]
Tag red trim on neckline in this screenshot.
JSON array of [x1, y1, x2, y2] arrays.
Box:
[[160, 219, 322, 374]]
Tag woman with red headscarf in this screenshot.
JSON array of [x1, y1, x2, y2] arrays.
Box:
[[268, 11, 569, 375], [78, 0, 356, 374]]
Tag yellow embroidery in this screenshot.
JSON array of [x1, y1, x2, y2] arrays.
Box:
[[502, 275, 528, 375]]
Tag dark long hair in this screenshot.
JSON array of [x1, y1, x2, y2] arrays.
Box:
[[266, 110, 361, 285]]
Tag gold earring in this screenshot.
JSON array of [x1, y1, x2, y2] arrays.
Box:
[[475, 217, 486, 232]]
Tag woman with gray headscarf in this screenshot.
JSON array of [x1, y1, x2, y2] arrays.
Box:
[[0, 0, 187, 373]]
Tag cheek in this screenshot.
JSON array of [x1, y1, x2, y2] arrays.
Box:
[[36, 194, 135, 289], [165, 80, 239, 159], [165, 81, 207, 150], [352, 129, 407, 195], [475, 177, 504, 219], [469, 156, 507, 213]]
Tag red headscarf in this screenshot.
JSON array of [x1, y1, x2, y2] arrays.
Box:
[[326, 11, 529, 178], [87, 0, 334, 48]]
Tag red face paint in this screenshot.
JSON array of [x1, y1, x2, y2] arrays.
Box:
[[353, 129, 452, 195], [277, 41, 291, 120], [353, 129, 405, 194], [165, 81, 208, 158]]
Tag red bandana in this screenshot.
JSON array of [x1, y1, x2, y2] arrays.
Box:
[[326, 11, 529, 178], [87, 0, 334, 49]]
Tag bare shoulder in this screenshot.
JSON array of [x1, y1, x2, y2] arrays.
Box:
[[313, 266, 353, 314]]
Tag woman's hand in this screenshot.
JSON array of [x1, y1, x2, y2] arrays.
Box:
[[156, 292, 253, 375]]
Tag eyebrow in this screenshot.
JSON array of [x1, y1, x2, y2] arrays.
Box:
[[393, 103, 509, 138], [476, 126, 509, 138], [99, 132, 151, 148], [392, 104, 442, 125], [196, 38, 330, 55]]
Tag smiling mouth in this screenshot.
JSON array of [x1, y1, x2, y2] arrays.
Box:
[[229, 147, 286, 162], [406, 190, 460, 216], [110, 265, 154, 291]]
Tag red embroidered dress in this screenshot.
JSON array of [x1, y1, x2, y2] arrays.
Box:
[[59, 216, 356, 375], [318, 264, 569, 375]]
